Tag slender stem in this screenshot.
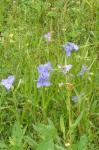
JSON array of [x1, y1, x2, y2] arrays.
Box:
[[67, 91, 72, 144], [41, 88, 46, 119], [66, 75, 72, 144], [13, 91, 19, 122]]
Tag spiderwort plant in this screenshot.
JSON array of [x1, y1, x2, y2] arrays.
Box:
[[1, 75, 15, 90], [37, 62, 52, 74], [37, 62, 52, 88], [37, 62, 52, 118], [63, 42, 79, 57], [37, 73, 51, 88]]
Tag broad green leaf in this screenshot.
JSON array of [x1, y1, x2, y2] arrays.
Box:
[[78, 135, 88, 150], [55, 144, 66, 150], [12, 122, 23, 144], [36, 139, 54, 150], [24, 136, 37, 148], [0, 141, 7, 149], [34, 121, 57, 140], [10, 122, 24, 150]]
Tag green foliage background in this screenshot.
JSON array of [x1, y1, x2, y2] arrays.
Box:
[[0, 0, 98, 149]]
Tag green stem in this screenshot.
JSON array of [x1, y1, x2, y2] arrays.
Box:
[[13, 91, 19, 122], [41, 88, 46, 119]]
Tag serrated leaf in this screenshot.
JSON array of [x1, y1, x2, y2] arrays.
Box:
[[12, 122, 23, 144], [34, 122, 57, 140], [55, 144, 66, 150], [10, 122, 24, 150], [78, 135, 88, 150], [24, 136, 37, 148], [0, 141, 7, 149], [36, 139, 54, 150]]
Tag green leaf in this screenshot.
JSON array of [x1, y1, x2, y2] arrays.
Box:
[[70, 110, 84, 130], [55, 144, 66, 150], [10, 122, 24, 150], [78, 135, 88, 150], [24, 136, 37, 148], [34, 121, 57, 140], [36, 139, 54, 150], [0, 141, 7, 149], [12, 122, 23, 144]]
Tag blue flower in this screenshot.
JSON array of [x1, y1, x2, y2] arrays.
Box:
[[37, 62, 52, 74], [63, 42, 79, 57], [1, 75, 15, 90], [37, 73, 51, 88], [78, 65, 89, 76], [37, 62, 52, 88]]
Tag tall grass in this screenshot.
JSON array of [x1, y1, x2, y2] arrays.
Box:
[[0, 0, 98, 149]]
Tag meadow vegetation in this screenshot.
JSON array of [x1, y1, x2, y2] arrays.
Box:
[[0, 0, 99, 149]]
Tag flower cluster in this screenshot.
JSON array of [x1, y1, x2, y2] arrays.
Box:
[[0, 37, 90, 105]]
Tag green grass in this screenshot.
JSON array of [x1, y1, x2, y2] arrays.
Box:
[[0, 0, 99, 149]]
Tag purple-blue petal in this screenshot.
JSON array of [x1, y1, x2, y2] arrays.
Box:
[[37, 62, 52, 88], [37, 62, 52, 74], [37, 80, 51, 88], [63, 42, 79, 56], [38, 73, 49, 82], [7, 76, 15, 83], [1, 75, 15, 90], [66, 49, 72, 57]]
